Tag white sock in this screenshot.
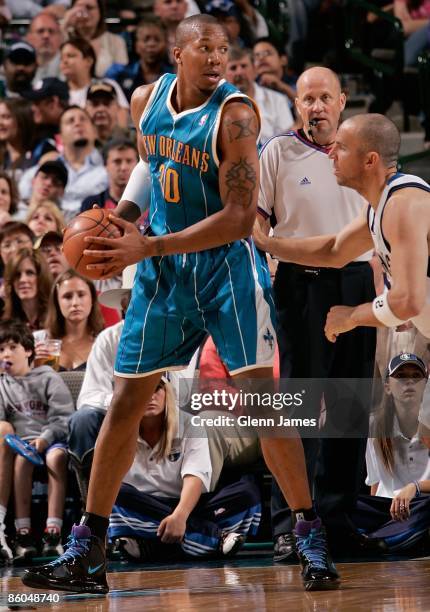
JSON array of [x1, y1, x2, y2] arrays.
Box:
[[46, 518, 63, 532], [0, 504, 7, 525], [15, 518, 31, 532]]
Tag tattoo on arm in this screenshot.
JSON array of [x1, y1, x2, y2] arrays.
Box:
[[226, 116, 258, 142], [225, 157, 257, 209], [154, 237, 165, 257]]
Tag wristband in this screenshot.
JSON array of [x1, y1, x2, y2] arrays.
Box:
[[414, 480, 421, 498], [121, 159, 152, 214], [372, 292, 406, 328]]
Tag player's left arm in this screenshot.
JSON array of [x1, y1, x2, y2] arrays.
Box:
[[324, 190, 429, 342]]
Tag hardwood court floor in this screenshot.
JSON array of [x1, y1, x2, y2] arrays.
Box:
[[1, 557, 430, 612]]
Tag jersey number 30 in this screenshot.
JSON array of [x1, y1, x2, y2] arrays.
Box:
[[159, 164, 180, 203]]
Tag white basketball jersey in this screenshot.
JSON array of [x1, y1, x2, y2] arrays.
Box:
[[368, 172, 430, 337]]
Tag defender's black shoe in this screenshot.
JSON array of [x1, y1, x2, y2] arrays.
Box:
[[22, 524, 108, 594], [293, 518, 341, 591], [273, 532, 297, 562]]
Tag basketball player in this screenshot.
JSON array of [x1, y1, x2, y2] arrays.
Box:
[[255, 67, 376, 558], [22, 16, 339, 593], [254, 112, 430, 442]]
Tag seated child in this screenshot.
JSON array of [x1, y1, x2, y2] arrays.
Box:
[[0, 320, 74, 564]]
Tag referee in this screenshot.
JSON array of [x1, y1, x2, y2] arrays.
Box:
[[256, 66, 376, 559]]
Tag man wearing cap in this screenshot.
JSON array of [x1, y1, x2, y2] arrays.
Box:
[[85, 82, 128, 146], [22, 78, 69, 163], [1, 42, 37, 98], [35, 230, 68, 278], [21, 160, 68, 213], [27, 12, 63, 81]]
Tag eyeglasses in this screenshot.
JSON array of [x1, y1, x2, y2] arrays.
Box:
[[1, 238, 32, 252], [253, 49, 274, 61], [40, 244, 62, 255]]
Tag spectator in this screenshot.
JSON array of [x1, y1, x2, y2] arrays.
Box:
[[0, 222, 34, 269], [60, 37, 129, 127], [1, 43, 38, 98], [0, 172, 20, 227], [25, 200, 66, 238], [21, 78, 69, 164], [35, 269, 104, 371], [108, 376, 260, 561], [204, 0, 268, 47], [34, 230, 68, 279], [3, 248, 52, 331], [85, 82, 129, 146], [394, 0, 430, 66], [153, 0, 188, 62], [0, 99, 35, 182], [0, 320, 74, 563], [62, 0, 129, 76], [81, 140, 138, 212], [21, 160, 68, 214], [225, 46, 294, 145], [106, 17, 173, 102], [353, 353, 430, 553], [27, 12, 63, 81], [19, 106, 108, 222], [253, 38, 297, 106], [68, 265, 134, 502]]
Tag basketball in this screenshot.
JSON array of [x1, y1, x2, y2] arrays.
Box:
[[62, 208, 118, 280]]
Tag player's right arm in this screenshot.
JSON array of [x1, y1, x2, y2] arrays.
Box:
[[113, 84, 155, 223], [253, 204, 373, 267]]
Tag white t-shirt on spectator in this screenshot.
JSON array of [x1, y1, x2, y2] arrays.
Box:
[[123, 412, 212, 499], [252, 82, 293, 147], [366, 417, 430, 498]]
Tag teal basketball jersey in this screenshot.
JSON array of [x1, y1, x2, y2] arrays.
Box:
[[139, 73, 257, 236]]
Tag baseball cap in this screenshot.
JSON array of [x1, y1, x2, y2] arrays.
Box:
[[87, 81, 117, 101], [6, 41, 36, 65], [98, 264, 136, 310], [22, 78, 69, 102], [205, 0, 240, 18], [386, 353, 428, 378], [36, 160, 68, 188], [34, 230, 63, 251]]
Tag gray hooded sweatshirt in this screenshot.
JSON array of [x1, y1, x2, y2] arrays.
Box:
[[0, 366, 74, 445]]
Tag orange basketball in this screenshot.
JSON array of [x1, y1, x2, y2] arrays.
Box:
[[62, 208, 118, 280]]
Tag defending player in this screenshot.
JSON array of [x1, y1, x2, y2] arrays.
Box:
[[254, 113, 430, 341], [22, 15, 339, 594]]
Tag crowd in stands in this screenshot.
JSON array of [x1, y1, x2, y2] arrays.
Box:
[[0, 0, 429, 567]]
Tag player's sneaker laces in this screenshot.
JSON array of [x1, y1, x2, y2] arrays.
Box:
[[293, 518, 340, 591], [22, 524, 108, 594], [0, 524, 13, 564]]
